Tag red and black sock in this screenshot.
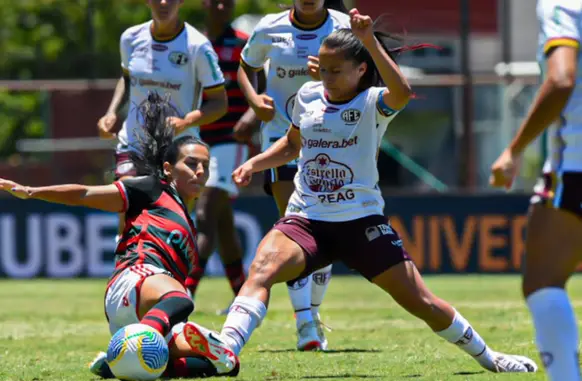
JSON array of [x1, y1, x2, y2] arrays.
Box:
[[186, 258, 208, 297], [140, 291, 193, 337], [224, 259, 246, 296], [162, 357, 217, 378]]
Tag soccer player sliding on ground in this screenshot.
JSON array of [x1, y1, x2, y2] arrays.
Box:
[[0, 93, 238, 378], [183, 9, 538, 376], [490, 1, 582, 379]]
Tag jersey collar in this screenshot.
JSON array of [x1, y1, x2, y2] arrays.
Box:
[[289, 8, 329, 31]]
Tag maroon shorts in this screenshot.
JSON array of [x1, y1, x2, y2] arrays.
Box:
[[273, 214, 411, 281], [114, 151, 137, 180]]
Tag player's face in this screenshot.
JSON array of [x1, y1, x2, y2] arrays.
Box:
[[147, 0, 183, 23], [204, 0, 235, 24], [294, 0, 326, 15], [318, 46, 367, 100], [166, 143, 210, 201]]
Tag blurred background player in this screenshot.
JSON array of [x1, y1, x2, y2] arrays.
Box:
[[1, 93, 238, 378], [490, 0, 582, 379], [96, 0, 227, 241], [187, 0, 265, 316], [237, 0, 350, 351]]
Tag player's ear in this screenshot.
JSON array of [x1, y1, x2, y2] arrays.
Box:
[[357, 61, 367, 78], [163, 161, 173, 179]]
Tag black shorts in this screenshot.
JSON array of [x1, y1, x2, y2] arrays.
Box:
[[531, 171, 582, 218], [273, 215, 412, 281], [263, 164, 298, 196]]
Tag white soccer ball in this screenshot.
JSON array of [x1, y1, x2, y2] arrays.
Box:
[[106, 323, 169, 381]]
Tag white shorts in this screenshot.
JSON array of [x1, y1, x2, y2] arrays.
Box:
[[104, 264, 184, 343], [205, 143, 249, 197]]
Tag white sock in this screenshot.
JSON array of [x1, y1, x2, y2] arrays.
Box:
[[527, 288, 580, 380], [287, 277, 313, 329], [311, 265, 332, 317], [436, 310, 496, 370], [220, 296, 267, 356]]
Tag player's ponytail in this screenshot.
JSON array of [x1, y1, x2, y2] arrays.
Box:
[[130, 92, 208, 179], [322, 19, 438, 91]]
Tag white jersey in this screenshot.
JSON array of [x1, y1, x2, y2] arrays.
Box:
[[240, 9, 350, 149], [537, 0, 582, 172], [118, 21, 225, 153], [286, 82, 399, 222]]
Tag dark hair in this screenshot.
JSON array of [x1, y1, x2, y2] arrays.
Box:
[[322, 25, 436, 91], [280, 0, 348, 14], [129, 92, 208, 179]]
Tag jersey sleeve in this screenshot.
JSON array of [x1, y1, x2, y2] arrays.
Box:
[[240, 17, 271, 70], [114, 176, 158, 216], [119, 29, 132, 74], [368, 87, 401, 132], [193, 41, 225, 92], [538, 0, 581, 54]]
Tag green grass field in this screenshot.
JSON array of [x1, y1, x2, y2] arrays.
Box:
[[1, 275, 577, 381]]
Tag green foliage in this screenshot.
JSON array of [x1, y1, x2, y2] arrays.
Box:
[[0, 0, 285, 158]]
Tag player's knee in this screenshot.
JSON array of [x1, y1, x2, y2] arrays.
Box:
[[159, 291, 194, 325], [522, 272, 566, 298]]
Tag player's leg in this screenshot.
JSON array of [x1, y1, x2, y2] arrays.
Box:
[[205, 216, 327, 356], [341, 215, 537, 373], [214, 144, 249, 309], [270, 172, 322, 350], [310, 264, 332, 350], [189, 185, 224, 298], [522, 172, 582, 380]]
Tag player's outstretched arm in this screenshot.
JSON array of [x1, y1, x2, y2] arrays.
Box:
[[0, 178, 124, 213], [350, 9, 412, 111]]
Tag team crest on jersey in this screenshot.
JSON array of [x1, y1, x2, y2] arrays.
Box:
[[285, 93, 296, 120], [341, 109, 361, 125], [168, 51, 189, 67], [303, 154, 354, 192]]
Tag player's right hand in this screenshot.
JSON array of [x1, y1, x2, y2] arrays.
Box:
[[0, 178, 31, 199], [97, 113, 117, 139], [232, 163, 254, 187], [250, 94, 275, 122]]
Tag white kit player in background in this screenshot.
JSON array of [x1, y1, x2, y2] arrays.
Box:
[[491, 0, 582, 380], [96, 0, 227, 240], [237, 0, 351, 352]]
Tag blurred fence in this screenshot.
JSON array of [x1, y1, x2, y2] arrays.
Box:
[[0, 73, 541, 193]]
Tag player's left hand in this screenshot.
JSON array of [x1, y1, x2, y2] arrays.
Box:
[[0, 178, 31, 199], [167, 117, 189, 135], [349, 9, 374, 45], [307, 56, 321, 80], [489, 148, 521, 190]]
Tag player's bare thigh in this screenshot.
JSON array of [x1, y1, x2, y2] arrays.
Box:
[[242, 229, 307, 298], [522, 204, 582, 297]]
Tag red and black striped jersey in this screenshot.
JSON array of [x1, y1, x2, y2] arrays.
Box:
[[109, 176, 198, 286], [200, 27, 250, 146]]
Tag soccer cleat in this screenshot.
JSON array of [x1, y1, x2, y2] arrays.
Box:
[[489, 352, 538, 372], [313, 313, 331, 351], [296, 321, 323, 351], [88, 351, 115, 379], [183, 321, 240, 376]]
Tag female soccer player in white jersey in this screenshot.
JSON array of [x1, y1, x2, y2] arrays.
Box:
[[237, 0, 350, 352], [180, 9, 540, 375], [97, 0, 228, 239], [490, 1, 582, 379]]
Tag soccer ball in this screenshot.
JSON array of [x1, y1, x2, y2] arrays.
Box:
[[106, 323, 169, 381]]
